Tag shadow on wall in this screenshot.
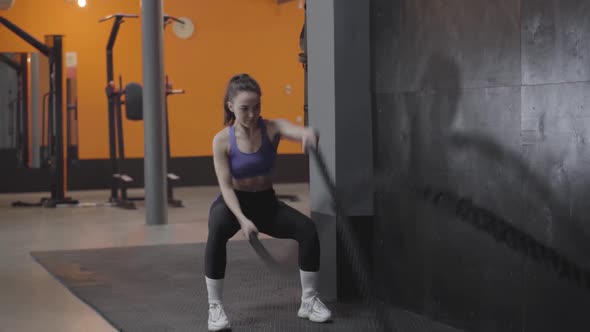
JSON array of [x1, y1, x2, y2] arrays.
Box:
[[407, 52, 462, 188], [391, 52, 590, 312], [385, 52, 463, 312]]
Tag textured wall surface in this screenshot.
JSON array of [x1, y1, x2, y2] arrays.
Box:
[[371, 0, 590, 331]]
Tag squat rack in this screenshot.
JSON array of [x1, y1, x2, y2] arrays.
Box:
[[1, 16, 78, 208]]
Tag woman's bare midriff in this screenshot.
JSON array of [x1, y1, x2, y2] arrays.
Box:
[[232, 175, 274, 192]]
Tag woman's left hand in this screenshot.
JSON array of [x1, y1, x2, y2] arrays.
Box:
[[302, 128, 319, 152]]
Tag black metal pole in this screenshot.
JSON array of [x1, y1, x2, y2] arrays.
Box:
[[162, 18, 185, 208], [47, 60, 56, 198], [163, 88, 184, 208], [0, 53, 21, 71], [51, 35, 66, 202], [116, 76, 129, 202], [300, 5, 308, 126], [164, 84, 186, 206], [106, 85, 119, 201], [106, 19, 122, 202], [105, 16, 120, 86], [107, 54, 118, 201], [100, 14, 138, 205], [0, 17, 51, 56], [165, 87, 172, 201], [20, 53, 29, 168]]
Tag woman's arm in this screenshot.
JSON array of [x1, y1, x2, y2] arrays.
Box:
[[212, 131, 249, 225], [271, 118, 319, 151]]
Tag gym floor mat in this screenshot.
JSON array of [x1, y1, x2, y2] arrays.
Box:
[[31, 239, 465, 332]]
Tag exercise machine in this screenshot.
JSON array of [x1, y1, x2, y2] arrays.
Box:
[[99, 13, 138, 209], [99, 13, 185, 209], [163, 75, 184, 207], [1, 16, 78, 207]]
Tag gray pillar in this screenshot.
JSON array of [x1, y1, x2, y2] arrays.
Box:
[[141, 0, 167, 225], [307, 0, 372, 301]]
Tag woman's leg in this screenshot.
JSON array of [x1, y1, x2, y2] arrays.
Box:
[[260, 201, 320, 272], [205, 196, 241, 280], [204, 196, 240, 331], [260, 201, 331, 323]]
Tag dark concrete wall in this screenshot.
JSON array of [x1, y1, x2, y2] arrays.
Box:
[[371, 0, 590, 331]]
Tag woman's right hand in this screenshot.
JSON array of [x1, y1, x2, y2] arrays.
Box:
[[239, 217, 259, 241]]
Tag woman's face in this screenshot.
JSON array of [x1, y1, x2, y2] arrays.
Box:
[[228, 91, 261, 128]]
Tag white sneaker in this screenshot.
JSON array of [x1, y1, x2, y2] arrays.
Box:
[[208, 303, 231, 331], [297, 295, 332, 323]]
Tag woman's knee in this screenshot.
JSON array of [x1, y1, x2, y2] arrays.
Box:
[[297, 221, 320, 271], [208, 202, 239, 242], [296, 220, 319, 244]]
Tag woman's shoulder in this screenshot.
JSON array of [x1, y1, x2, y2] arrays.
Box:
[[263, 118, 280, 137], [213, 127, 230, 145], [263, 118, 282, 131], [264, 118, 294, 126]]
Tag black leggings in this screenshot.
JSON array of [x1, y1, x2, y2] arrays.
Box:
[[205, 189, 320, 279]]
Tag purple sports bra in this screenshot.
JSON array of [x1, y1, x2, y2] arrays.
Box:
[[229, 118, 278, 180]]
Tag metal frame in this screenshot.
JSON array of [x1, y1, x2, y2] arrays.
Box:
[[99, 13, 139, 209], [1, 16, 78, 207], [99, 13, 186, 209]]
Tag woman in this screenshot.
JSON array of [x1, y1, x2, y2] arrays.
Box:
[[205, 73, 332, 331]]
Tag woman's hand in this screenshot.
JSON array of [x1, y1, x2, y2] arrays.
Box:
[[271, 119, 320, 152], [302, 127, 319, 153], [238, 216, 259, 240]]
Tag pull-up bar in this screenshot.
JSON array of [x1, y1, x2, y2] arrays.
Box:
[[0, 16, 50, 56]]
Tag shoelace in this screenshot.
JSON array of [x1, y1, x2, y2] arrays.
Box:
[[309, 295, 329, 313], [209, 304, 223, 321]]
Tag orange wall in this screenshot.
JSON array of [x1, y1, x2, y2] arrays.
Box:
[[0, 0, 305, 159]]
